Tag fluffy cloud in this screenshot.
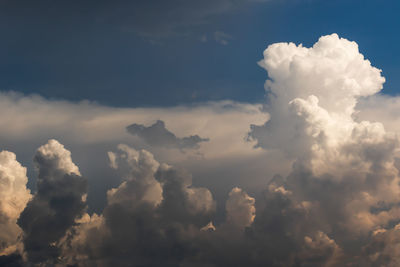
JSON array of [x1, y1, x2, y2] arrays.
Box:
[[250, 33, 385, 158], [2, 34, 400, 266], [59, 144, 216, 266], [17, 140, 87, 264], [107, 144, 162, 207], [0, 151, 31, 256], [0, 93, 271, 215], [225, 187, 255, 229], [363, 225, 400, 266], [247, 33, 400, 264]]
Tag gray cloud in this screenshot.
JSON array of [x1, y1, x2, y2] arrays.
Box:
[[17, 140, 87, 265], [59, 145, 216, 266], [0, 253, 24, 267], [0, 92, 269, 220], [127, 120, 209, 150], [0, 151, 31, 257], [362, 226, 400, 266], [58, 145, 346, 266]]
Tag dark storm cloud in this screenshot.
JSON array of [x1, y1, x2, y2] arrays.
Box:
[[127, 120, 209, 149], [17, 140, 87, 265], [0, 253, 24, 267]]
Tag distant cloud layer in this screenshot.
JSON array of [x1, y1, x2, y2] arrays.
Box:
[[127, 120, 209, 150], [3, 34, 400, 266]]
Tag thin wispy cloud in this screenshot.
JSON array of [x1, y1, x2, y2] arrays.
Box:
[[214, 31, 233, 45]]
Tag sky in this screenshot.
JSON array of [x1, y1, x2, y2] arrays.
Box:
[[1, 0, 400, 106], [3, 1, 400, 266]]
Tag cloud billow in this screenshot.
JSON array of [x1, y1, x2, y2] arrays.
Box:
[[0, 151, 31, 257], [2, 34, 400, 266], [127, 120, 209, 150], [17, 140, 87, 265]]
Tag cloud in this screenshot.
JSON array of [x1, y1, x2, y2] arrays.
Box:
[[127, 120, 209, 150], [0, 151, 31, 257], [0, 92, 265, 158], [0, 92, 272, 215], [17, 140, 87, 264], [355, 94, 400, 134], [214, 31, 233, 45], [107, 144, 163, 207], [3, 34, 400, 265], [59, 144, 216, 266], [249, 33, 385, 159], [245, 33, 400, 264], [362, 224, 400, 266], [225, 187, 255, 229], [0, 253, 24, 267]]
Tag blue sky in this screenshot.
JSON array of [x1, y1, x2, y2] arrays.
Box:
[[1, 0, 399, 106]]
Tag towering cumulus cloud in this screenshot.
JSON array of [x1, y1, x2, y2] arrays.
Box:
[[0, 151, 31, 257], [247, 33, 400, 265], [17, 140, 87, 265], [1, 34, 400, 266], [59, 144, 216, 266]]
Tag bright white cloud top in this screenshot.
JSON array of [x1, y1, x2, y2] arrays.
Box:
[[1, 34, 400, 266], [0, 151, 31, 256]]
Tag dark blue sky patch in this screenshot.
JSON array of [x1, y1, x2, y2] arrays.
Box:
[[0, 0, 399, 107]]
